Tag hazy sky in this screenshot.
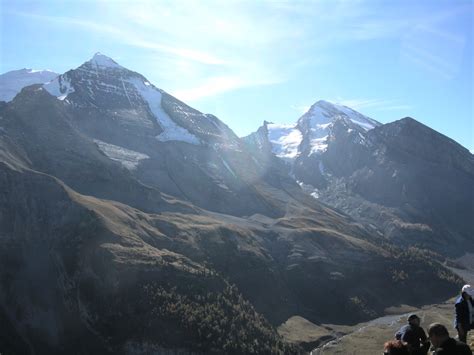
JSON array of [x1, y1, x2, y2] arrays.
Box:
[[1, 0, 473, 150]]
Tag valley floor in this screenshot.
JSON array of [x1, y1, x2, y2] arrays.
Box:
[[278, 253, 474, 354]]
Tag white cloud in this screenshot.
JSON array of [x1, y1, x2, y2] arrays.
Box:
[[11, 2, 292, 100], [173, 75, 282, 102], [9, 0, 471, 101], [12, 11, 227, 66]]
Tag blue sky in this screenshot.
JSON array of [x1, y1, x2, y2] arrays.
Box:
[[1, 0, 472, 150]]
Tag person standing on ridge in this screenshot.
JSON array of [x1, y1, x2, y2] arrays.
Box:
[[395, 314, 430, 354], [455, 284, 474, 343]]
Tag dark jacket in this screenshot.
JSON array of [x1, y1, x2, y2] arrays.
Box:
[[455, 296, 474, 330], [433, 337, 472, 355], [395, 324, 428, 348]]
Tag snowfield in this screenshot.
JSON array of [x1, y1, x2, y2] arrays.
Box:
[[94, 139, 150, 170], [267, 123, 303, 160], [44, 75, 75, 101], [127, 77, 201, 145]]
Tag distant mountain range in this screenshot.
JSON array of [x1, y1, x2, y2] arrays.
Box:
[[0, 53, 472, 354], [0, 68, 58, 102]]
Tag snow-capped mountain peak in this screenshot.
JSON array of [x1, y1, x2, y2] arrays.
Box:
[[245, 100, 381, 162], [300, 100, 380, 132], [42, 53, 202, 145], [293, 100, 381, 156], [87, 52, 123, 69], [40, 53, 244, 148]]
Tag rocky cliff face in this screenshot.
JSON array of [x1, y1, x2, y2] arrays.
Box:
[[318, 117, 474, 255], [37, 53, 297, 218]]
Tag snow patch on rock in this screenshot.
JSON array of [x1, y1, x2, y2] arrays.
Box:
[[44, 75, 75, 101], [221, 157, 237, 177], [94, 139, 149, 170], [309, 136, 329, 155], [297, 180, 320, 199], [127, 78, 200, 145]]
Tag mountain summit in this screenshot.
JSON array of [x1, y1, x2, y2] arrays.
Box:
[[11, 53, 281, 217], [42, 53, 239, 147], [244, 100, 380, 162], [299, 100, 380, 131], [88, 52, 123, 69]]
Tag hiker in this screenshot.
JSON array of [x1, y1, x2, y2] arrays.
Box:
[[455, 284, 474, 343], [395, 314, 430, 354], [428, 323, 472, 355], [383, 339, 410, 355]]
